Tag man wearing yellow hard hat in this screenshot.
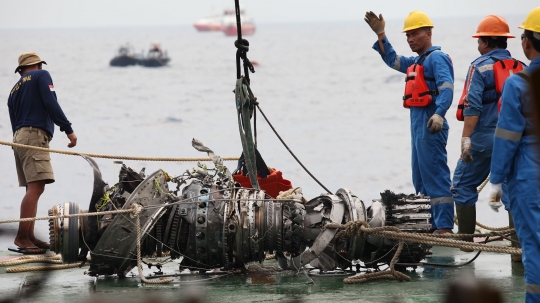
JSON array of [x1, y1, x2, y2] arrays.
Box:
[[487, 7, 540, 302], [451, 16, 524, 254], [365, 11, 455, 234]]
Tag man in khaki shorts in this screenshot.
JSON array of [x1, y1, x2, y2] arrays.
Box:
[[7, 52, 77, 254]]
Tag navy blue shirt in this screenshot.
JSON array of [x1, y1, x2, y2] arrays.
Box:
[[8, 70, 73, 137]]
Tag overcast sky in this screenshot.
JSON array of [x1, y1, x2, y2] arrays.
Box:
[[0, 0, 538, 29]]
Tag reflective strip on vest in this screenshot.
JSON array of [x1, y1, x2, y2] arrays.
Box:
[[431, 196, 453, 205], [393, 56, 402, 71], [463, 65, 476, 101], [478, 64, 494, 73], [495, 127, 522, 142], [526, 284, 540, 294], [438, 82, 454, 91]]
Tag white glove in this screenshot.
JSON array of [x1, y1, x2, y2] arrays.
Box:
[[461, 137, 473, 164], [489, 201, 503, 212], [426, 114, 444, 134], [487, 183, 503, 212]]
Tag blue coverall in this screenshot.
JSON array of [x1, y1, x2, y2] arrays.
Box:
[[491, 57, 540, 302], [373, 37, 455, 230], [452, 49, 513, 207]]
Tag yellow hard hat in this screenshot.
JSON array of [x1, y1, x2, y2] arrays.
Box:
[[402, 11, 434, 32], [519, 7, 540, 33]]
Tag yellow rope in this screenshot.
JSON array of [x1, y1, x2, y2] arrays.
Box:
[[1, 254, 74, 273], [328, 220, 520, 284], [133, 204, 174, 284], [6, 263, 85, 273], [477, 173, 490, 193], [326, 221, 521, 255], [0, 255, 62, 267], [0, 208, 134, 224], [18, 254, 61, 260], [475, 221, 511, 231], [1, 140, 239, 162], [343, 241, 410, 284]]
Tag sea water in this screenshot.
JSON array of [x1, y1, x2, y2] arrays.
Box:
[[0, 16, 528, 247]]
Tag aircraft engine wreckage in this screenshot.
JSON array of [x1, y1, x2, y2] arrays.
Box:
[[48, 141, 433, 277]]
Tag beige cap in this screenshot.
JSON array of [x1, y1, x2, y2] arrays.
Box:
[[15, 51, 47, 73]]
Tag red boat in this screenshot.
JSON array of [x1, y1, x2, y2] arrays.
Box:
[[194, 10, 255, 36], [223, 23, 255, 36], [221, 9, 255, 36], [193, 14, 223, 32]]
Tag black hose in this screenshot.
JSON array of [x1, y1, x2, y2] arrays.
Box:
[[234, 0, 242, 80], [256, 104, 333, 194], [489, 230, 520, 244], [234, 0, 242, 42], [395, 250, 482, 268]]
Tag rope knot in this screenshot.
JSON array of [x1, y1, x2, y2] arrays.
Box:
[[130, 203, 143, 218], [234, 39, 249, 52], [344, 220, 370, 238]]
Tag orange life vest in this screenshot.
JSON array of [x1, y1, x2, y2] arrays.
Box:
[[456, 81, 468, 121], [403, 64, 438, 108], [457, 58, 524, 121], [233, 168, 293, 198], [403, 50, 440, 108]]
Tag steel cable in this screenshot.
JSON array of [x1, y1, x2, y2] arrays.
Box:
[[256, 104, 332, 194]]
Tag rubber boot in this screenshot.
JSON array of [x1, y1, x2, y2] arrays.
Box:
[[456, 204, 476, 252], [508, 212, 522, 262]]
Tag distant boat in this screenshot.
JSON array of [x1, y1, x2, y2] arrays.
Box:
[[138, 45, 170, 67], [221, 10, 255, 36], [193, 10, 255, 36], [193, 14, 223, 32], [110, 45, 138, 67]]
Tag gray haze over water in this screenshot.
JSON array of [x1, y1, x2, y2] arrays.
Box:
[[0, 16, 529, 246], [0, 0, 538, 28]]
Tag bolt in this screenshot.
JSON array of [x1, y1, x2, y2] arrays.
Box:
[[199, 202, 206, 208], [196, 232, 205, 239], [197, 216, 206, 224]]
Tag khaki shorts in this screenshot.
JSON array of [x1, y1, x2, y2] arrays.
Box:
[[13, 127, 55, 187]]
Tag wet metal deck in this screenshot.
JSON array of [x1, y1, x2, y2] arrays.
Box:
[[0, 244, 525, 303]]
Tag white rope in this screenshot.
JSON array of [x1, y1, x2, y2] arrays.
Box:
[[0, 140, 238, 162], [133, 204, 174, 284]]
